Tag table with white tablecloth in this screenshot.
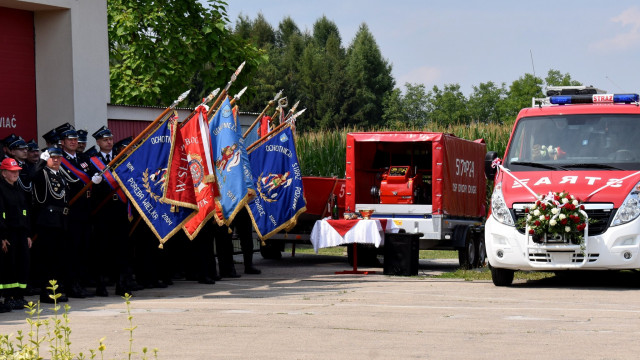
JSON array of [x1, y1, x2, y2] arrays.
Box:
[[310, 218, 400, 274], [310, 218, 399, 253]]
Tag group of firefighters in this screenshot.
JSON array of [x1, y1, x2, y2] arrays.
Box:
[[0, 123, 260, 313]]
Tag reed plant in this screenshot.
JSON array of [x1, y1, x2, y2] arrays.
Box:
[[295, 122, 512, 177], [0, 280, 158, 360]]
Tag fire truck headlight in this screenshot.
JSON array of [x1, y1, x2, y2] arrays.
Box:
[[491, 182, 514, 226], [612, 181, 640, 227]]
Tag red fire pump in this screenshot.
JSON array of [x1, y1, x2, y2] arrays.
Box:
[[379, 166, 415, 204], [372, 166, 431, 204]]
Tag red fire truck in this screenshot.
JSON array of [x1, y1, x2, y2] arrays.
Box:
[[345, 131, 487, 268], [485, 86, 640, 285]]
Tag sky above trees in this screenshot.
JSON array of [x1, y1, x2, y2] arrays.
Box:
[[223, 0, 640, 95]]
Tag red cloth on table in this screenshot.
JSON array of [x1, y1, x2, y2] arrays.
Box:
[[325, 219, 388, 237]]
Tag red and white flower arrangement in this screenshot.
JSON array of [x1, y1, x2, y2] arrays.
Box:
[[519, 191, 589, 244]]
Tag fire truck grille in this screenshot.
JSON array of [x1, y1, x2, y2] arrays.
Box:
[[527, 252, 599, 263], [514, 207, 613, 236], [572, 253, 599, 263], [528, 253, 550, 262]]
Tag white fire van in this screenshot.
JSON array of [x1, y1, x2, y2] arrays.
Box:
[[485, 86, 640, 285]]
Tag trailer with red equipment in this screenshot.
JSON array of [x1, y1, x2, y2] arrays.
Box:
[[346, 131, 487, 268]]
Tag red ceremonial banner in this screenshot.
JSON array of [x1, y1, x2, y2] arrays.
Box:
[[162, 113, 198, 211], [178, 106, 222, 238]]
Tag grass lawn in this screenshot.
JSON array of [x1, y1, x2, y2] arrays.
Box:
[[284, 244, 459, 259], [282, 243, 551, 281], [434, 268, 554, 281]]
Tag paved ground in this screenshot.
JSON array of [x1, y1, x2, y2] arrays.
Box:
[[1, 254, 640, 359]]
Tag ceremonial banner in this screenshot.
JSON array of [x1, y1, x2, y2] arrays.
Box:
[[162, 108, 200, 211], [113, 114, 196, 243], [166, 105, 221, 239], [209, 97, 256, 226], [247, 125, 306, 240]]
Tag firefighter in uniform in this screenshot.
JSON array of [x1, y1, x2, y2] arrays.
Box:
[[0, 157, 32, 310], [32, 147, 69, 303], [26, 139, 41, 166], [3, 136, 37, 300], [42, 129, 59, 149], [76, 129, 88, 154], [6, 136, 35, 203], [90, 126, 135, 296], [56, 123, 102, 298]]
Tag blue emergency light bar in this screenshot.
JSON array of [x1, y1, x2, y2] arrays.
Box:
[[549, 93, 640, 105]]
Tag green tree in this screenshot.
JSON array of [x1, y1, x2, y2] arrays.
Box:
[[234, 13, 275, 49], [232, 13, 279, 112], [298, 18, 348, 130], [312, 16, 342, 48], [108, 0, 264, 107], [468, 81, 507, 123], [425, 84, 469, 125], [382, 88, 405, 129], [276, 16, 302, 48], [382, 83, 430, 128], [402, 83, 429, 127], [343, 23, 395, 128], [502, 73, 544, 123], [545, 69, 582, 88]]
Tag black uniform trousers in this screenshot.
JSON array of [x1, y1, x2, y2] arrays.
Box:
[[191, 221, 218, 281], [233, 208, 256, 270], [92, 197, 132, 287], [32, 226, 67, 293], [214, 223, 237, 276]]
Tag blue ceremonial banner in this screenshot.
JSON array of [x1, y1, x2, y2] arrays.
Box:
[[113, 115, 196, 244], [209, 97, 255, 225], [247, 125, 306, 240]]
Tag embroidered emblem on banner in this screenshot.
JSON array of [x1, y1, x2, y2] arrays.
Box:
[[256, 171, 292, 202], [216, 144, 240, 174], [143, 168, 167, 201], [222, 105, 231, 118], [188, 153, 205, 191]]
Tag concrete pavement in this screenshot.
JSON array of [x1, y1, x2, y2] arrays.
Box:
[[1, 254, 639, 359]]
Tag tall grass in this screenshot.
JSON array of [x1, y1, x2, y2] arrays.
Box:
[[295, 122, 512, 177], [296, 128, 348, 177]]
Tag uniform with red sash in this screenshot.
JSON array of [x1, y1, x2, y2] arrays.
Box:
[[59, 151, 97, 297]]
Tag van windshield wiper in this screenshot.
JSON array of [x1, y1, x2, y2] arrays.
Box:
[[562, 163, 623, 170], [509, 161, 566, 170]]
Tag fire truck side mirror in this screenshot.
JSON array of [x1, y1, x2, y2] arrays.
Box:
[[485, 151, 498, 180]]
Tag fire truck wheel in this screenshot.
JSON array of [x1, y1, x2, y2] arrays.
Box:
[[456, 226, 477, 269], [490, 265, 514, 286], [260, 242, 282, 260]]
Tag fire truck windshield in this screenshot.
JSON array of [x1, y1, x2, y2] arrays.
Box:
[[505, 114, 640, 171]]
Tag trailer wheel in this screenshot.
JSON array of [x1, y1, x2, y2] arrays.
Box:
[[456, 226, 477, 269], [490, 265, 514, 286], [476, 232, 487, 268], [260, 242, 282, 260]]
